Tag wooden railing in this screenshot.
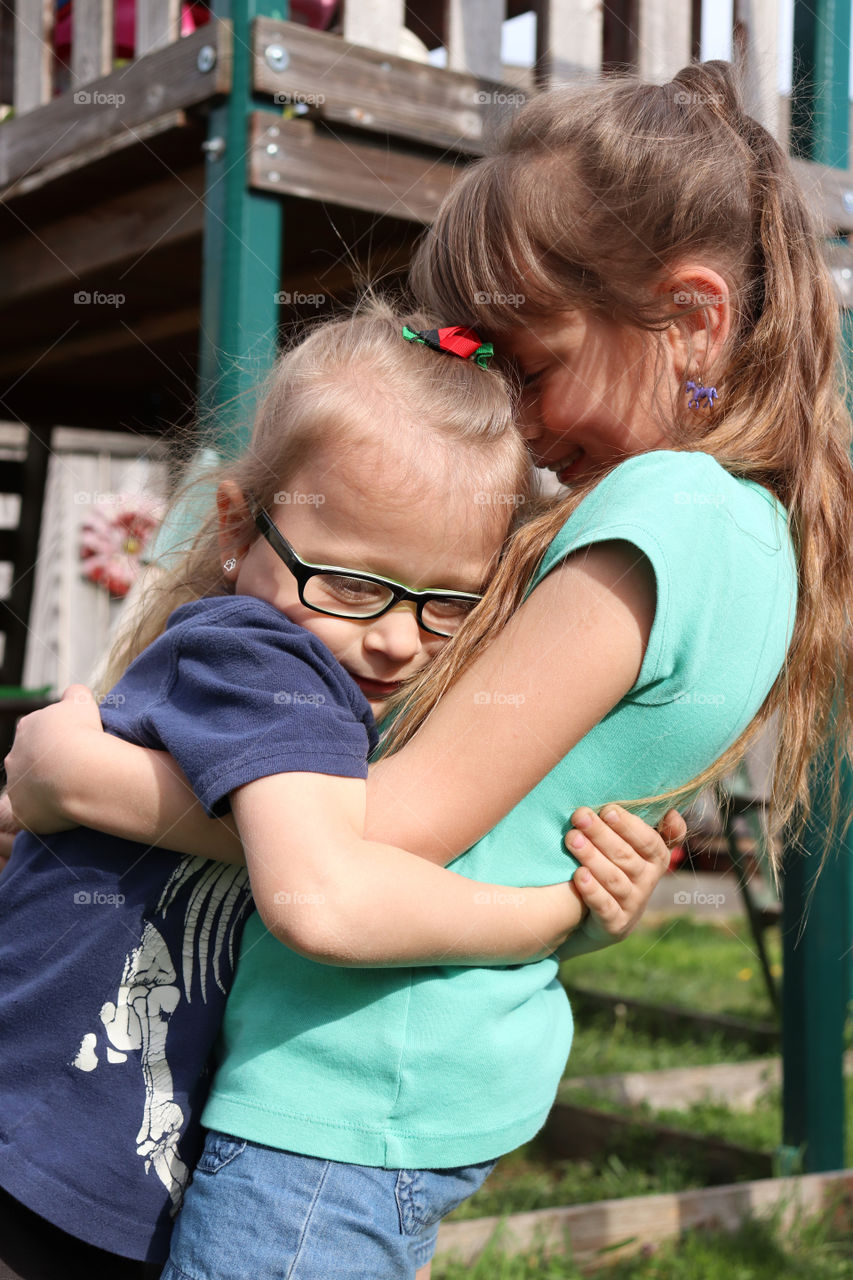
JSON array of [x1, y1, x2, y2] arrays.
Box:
[[4, 1, 781, 136], [9, 0, 186, 115]]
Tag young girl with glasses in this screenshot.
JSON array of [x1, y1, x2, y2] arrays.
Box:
[[0, 300, 676, 1280], [9, 57, 852, 1280]]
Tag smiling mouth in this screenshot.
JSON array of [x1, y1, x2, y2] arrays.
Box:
[[544, 447, 585, 483], [351, 675, 402, 699]]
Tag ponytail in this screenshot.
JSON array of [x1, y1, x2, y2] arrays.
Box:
[[401, 62, 853, 865]]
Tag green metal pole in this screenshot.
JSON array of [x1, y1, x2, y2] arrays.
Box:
[[781, 0, 852, 1175], [200, 0, 287, 452], [145, 0, 287, 565]]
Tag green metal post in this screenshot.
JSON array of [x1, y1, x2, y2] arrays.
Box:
[[200, 0, 287, 452], [145, 0, 287, 565], [781, 0, 852, 1174]]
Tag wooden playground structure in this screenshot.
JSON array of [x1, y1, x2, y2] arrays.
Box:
[[1, 0, 852, 1262]]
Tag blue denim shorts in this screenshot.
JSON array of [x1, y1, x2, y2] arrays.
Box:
[[160, 1130, 498, 1280]]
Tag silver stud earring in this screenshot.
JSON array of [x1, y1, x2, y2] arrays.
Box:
[[224, 558, 237, 571]]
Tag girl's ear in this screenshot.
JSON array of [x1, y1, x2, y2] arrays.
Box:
[[217, 480, 251, 582], [660, 263, 731, 384]]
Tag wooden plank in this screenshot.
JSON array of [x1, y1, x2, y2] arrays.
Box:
[[737, 0, 780, 139], [562, 1058, 782, 1111], [51, 426, 171, 456], [447, 0, 504, 82], [21, 439, 169, 691], [0, 22, 231, 189], [566, 985, 779, 1052], [435, 1171, 853, 1269], [253, 17, 501, 154], [71, 0, 114, 88], [562, 1050, 853, 1113], [342, 0, 405, 58], [249, 112, 461, 223], [636, 0, 692, 83], [0, 166, 205, 308], [0, 419, 51, 686], [536, 0, 602, 83], [0, 109, 189, 203], [0, 306, 200, 380], [0, 3, 15, 110], [544, 1101, 773, 1183], [14, 0, 53, 115], [136, 0, 181, 56]]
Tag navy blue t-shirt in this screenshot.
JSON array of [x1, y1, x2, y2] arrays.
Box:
[[0, 596, 377, 1262]]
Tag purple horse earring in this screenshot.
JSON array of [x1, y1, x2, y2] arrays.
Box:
[[685, 379, 718, 410]]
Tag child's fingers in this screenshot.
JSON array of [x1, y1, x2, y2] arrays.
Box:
[[586, 805, 671, 872], [566, 807, 658, 876], [573, 865, 624, 930], [658, 808, 687, 848], [567, 833, 633, 901]]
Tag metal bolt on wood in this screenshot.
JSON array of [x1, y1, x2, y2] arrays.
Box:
[[264, 44, 289, 72], [197, 45, 217, 73]]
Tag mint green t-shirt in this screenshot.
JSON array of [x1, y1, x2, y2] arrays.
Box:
[[202, 451, 797, 1167]]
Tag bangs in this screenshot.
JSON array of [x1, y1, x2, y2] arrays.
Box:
[[411, 153, 592, 340]]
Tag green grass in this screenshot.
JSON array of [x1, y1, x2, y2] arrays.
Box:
[[565, 1016, 768, 1077], [557, 1077, 853, 1168], [560, 916, 782, 1023], [436, 911, 851, 1275], [446, 1140, 703, 1221], [436, 1197, 853, 1279]]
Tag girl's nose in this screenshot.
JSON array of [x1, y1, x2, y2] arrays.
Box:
[[362, 603, 424, 663]]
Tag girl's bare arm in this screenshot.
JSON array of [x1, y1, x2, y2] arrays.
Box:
[[4, 543, 668, 953]]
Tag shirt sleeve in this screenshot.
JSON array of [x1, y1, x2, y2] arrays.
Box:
[[526, 451, 796, 707], [126, 601, 373, 816]]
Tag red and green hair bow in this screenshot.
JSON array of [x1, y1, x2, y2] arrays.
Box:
[[402, 324, 494, 369]]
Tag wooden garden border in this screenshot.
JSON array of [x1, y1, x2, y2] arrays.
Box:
[[434, 1170, 853, 1271]]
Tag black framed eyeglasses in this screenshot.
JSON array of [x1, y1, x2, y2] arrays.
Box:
[[252, 506, 483, 638]]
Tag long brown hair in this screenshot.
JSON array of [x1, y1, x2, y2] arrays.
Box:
[[100, 298, 531, 692], [388, 61, 853, 864]]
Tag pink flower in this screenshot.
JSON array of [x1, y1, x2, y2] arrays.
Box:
[[79, 495, 164, 597]]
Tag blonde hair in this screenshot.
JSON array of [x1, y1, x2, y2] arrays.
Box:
[[100, 298, 531, 691], [389, 61, 853, 864]]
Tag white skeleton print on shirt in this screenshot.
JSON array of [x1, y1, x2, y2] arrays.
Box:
[[72, 856, 251, 1211]]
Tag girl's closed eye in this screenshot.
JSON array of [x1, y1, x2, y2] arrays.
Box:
[[317, 575, 387, 606]]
